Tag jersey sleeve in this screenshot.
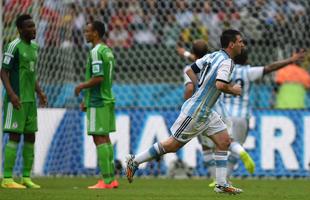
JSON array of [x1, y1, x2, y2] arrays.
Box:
[[216, 59, 233, 83], [247, 66, 264, 81], [2, 43, 18, 69], [90, 49, 104, 77], [190, 55, 206, 73]]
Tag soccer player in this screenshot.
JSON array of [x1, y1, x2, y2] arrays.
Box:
[[126, 29, 245, 194], [217, 48, 305, 177], [74, 20, 118, 189], [181, 45, 306, 180], [1, 14, 47, 189], [179, 40, 255, 188]]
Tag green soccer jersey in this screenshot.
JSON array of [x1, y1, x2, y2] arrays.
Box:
[[2, 38, 38, 102], [85, 43, 115, 107]]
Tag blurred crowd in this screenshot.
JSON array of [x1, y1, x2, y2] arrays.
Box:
[[2, 0, 310, 109], [3, 0, 310, 50]]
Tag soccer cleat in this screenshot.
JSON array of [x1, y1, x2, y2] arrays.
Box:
[[208, 180, 216, 188], [209, 179, 232, 188], [88, 180, 113, 189], [240, 151, 255, 174], [21, 177, 41, 188], [110, 180, 119, 188], [214, 183, 243, 195], [125, 154, 139, 183], [1, 178, 26, 189]]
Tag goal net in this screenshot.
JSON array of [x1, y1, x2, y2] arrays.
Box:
[[1, 0, 310, 178]]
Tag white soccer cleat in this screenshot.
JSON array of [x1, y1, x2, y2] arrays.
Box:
[[125, 154, 139, 183]]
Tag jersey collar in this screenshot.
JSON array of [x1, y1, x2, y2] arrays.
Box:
[[221, 49, 230, 58]]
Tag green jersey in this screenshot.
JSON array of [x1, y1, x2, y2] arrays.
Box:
[[85, 43, 115, 107], [2, 38, 38, 102]]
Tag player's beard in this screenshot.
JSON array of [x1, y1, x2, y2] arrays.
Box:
[[234, 48, 248, 65]]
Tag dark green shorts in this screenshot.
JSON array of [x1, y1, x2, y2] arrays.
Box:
[[87, 103, 116, 135], [3, 101, 37, 134]]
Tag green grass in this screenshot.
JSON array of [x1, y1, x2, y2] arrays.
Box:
[[0, 177, 309, 200]]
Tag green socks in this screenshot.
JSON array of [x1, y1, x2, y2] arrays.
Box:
[[97, 143, 115, 184], [108, 144, 115, 180], [22, 142, 34, 177], [3, 141, 18, 178]]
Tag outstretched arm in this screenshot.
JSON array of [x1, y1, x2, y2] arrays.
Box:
[[263, 49, 306, 75]]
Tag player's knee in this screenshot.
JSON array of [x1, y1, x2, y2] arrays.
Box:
[[9, 132, 21, 143], [24, 134, 35, 143], [93, 135, 111, 146]]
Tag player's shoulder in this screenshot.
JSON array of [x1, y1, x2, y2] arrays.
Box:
[[90, 44, 102, 60], [99, 44, 114, 59], [212, 50, 232, 63], [90, 44, 114, 61], [30, 41, 39, 49], [4, 38, 22, 54], [92, 43, 113, 54], [221, 57, 233, 66]]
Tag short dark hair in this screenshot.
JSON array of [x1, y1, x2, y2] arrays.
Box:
[[220, 29, 241, 48], [90, 21, 106, 38], [192, 39, 209, 59], [16, 14, 32, 29], [234, 49, 248, 65]]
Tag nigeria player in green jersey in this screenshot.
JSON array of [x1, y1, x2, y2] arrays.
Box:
[[75, 20, 118, 189], [1, 14, 47, 189]]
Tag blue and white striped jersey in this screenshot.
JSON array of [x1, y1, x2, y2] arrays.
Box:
[[219, 64, 264, 118], [181, 50, 234, 118], [183, 67, 229, 120]]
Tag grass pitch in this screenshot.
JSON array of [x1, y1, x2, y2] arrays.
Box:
[[0, 177, 309, 200]]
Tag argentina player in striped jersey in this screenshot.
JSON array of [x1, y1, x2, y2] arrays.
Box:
[[217, 48, 305, 178], [180, 40, 255, 188], [180, 47, 306, 184], [126, 30, 245, 194]]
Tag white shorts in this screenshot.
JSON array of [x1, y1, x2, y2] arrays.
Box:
[[230, 117, 249, 144], [171, 110, 227, 143], [197, 115, 232, 148]]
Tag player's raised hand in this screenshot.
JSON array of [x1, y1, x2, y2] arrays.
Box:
[[291, 49, 306, 63], [176, 46, 186, 57]]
